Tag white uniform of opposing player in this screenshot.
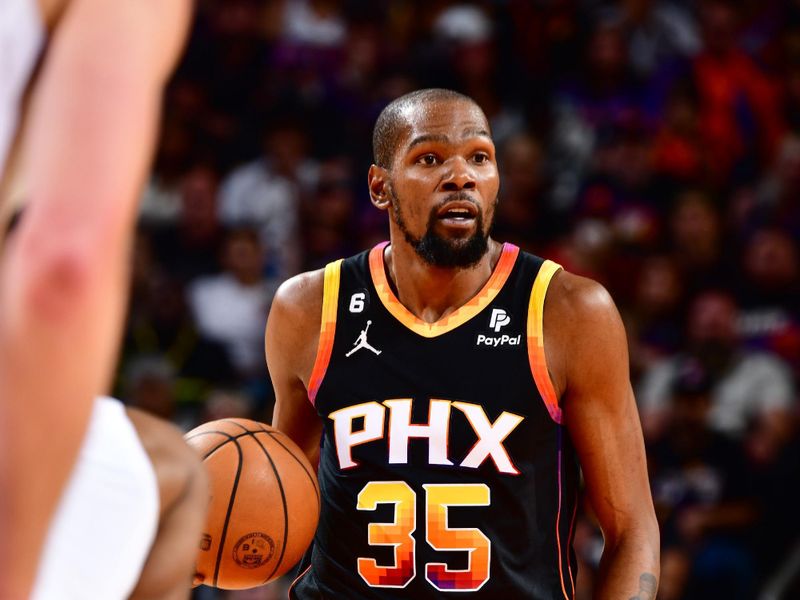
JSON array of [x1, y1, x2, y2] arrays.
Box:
[[0, 0, 44, 173], [2, 1, 161, 597], [32, 398, 160, 600]]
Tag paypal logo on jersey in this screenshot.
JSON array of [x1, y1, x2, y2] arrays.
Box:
[[476, 333, 521, 347], [489, 308, 511, 332], [477, 308, 521, 346]]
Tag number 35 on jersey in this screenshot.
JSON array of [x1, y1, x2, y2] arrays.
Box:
[[358, 481, 491, 591]]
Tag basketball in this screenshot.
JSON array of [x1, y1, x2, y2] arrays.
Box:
[[184, 418, 320, 590]]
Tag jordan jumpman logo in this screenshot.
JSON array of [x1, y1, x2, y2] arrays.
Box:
[[346, 320, 382, 357]]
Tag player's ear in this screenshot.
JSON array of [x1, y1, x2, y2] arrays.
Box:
[[368, 164, 391, 211]]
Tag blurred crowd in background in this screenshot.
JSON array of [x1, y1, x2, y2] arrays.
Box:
[[117, 0, 800, 598]]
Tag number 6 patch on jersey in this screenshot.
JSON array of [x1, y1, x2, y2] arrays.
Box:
[[349, 290, 369, 313]]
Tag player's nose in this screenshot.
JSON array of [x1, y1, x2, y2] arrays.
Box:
[[440, 156, 476, 191]]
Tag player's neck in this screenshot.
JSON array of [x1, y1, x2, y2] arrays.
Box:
[[383, 238, 502, 324]]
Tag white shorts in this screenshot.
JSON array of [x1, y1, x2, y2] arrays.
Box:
[[31, 397, 160, 600]]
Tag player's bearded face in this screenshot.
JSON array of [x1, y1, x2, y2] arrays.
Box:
[[389, 186, 495, 268]]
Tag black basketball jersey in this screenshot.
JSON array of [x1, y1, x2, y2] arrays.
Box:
[[290, 242, 580, 599]]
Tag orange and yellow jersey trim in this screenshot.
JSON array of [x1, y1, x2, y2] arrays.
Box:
[[308, 259, 343, 405], [526, 259, 563, 424], [368, 241, 520, 338]]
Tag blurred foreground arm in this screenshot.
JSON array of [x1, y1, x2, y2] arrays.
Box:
[[0, 0, 191, 595], [126, 409, 209, 600]]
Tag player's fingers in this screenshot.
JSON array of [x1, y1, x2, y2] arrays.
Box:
[[192, 573, 204, 588]]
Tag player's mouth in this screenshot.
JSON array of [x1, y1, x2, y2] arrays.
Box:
[[435, 201, 479, 228]]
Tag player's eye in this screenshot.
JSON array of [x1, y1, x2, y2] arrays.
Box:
[[473, 152, 490, 164], [417, 154, 439, 166]]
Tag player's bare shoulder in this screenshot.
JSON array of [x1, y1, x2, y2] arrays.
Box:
[[266, 268, 326, 386], [543, 269, 627, 396], [547, 270, 619, 324]]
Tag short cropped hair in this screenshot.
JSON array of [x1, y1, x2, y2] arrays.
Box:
[[372, 88, 479, 169]]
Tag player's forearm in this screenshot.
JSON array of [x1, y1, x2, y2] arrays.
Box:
[[594, 527, 660, 600], [129, 462, 208, 600], [127, 408, 209, 600]]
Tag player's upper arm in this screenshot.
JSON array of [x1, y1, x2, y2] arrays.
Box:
[[545, 272, 658, 547], [58, 0, 191, 81], [18, 0, 192, 251], [266, 270, 325, 466], [8, 0, 194, 325]]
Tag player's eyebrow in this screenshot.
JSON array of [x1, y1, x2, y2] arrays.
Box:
[[461, 127, 491, 139], [407, 128, 491, 151], [407, 133, 449, 150]]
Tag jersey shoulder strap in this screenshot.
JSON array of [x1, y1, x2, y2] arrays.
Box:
[[526, 258, 563, 423], [307, 258, 343, 405]]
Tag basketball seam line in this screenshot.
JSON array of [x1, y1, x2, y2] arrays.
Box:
[[222, 420, 291, 584], [213, 436, 243, 587], [187, 429, 259, 444], [249, 433, 290, 584], [219, 419, 322, 508], [256, 425, 321, 508]]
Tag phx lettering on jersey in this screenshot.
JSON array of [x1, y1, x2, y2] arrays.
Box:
[[328, 398, 524, 475]]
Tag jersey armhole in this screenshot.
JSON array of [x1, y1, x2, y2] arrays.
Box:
[[307, 259, 343, 406], [527, 260, 563, 424], [288, 563, 313, 599]]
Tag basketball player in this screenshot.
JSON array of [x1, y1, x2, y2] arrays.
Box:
[[267, 89, 660, 598], [0, 0, 191, 596]]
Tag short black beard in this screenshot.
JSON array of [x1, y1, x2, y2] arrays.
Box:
[[390, 188, 491, 268]]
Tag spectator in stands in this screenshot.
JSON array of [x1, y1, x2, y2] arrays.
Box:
[[124, 357, 178, 422], [692, 0, 785, 185], [626, 255, 685, 378], [550, 14, 650, 213], [150, 164, 225, 281], [492, 133, 550, 253], [736, 228, 800, 357], [615, 0, 701, 79], [668, 188, 732, 294], [218, 121, 315, 279], [139, 120, 196, 224], [280, 0, 347, 50], [649, 358, 758, 599], [188, 227, 278, 380], [120, 274, 234, 405], [755, 133, 800, 239], [432, 4, 524, 146], [301, 156, 358, 271], [651, 79, 707, 187], [639, 289, 795, 441]]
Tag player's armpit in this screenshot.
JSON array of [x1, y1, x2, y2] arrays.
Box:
[[545, 272, 660, 599], [267, 270, 326, 468]]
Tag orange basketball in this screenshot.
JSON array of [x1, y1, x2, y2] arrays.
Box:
[[185, 418, 319, 590]]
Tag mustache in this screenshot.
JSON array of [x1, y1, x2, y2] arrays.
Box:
[[433, 192, 480, 212]]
